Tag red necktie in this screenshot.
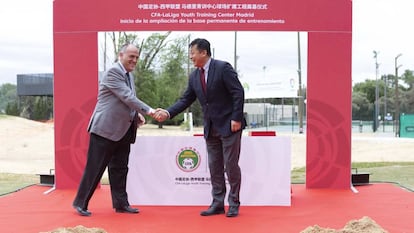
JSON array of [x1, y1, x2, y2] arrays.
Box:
[[200, 68, 206, 94]]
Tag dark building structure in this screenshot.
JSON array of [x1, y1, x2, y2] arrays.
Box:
[[15, 73, 54, 119], [17, 73, 53, 96]]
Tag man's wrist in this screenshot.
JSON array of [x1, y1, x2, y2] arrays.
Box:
[[148, 108, 155, 115]]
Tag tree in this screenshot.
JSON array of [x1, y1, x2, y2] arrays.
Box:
[[401, 69, 414, 90], [5, 101, 19, 116], [352, 69, 414, 126], [353, 80, 377, 104], [134, 32, 173, 110], [352, 91, 371, 120], [400, 70, 414, 113], [0, 83, 17, 113], [32, 96, 53, 120], [156, 36, 190, 126]]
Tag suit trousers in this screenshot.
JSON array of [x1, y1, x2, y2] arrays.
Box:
[[73, 125, 134, 209], [205, 128, 242, 208]]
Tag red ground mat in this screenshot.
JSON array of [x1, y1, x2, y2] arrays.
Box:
[[0, 184, 413, 233]]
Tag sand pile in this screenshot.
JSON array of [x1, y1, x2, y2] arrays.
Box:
[[41, 225, 107, 233], [301, 216, 388, 233]]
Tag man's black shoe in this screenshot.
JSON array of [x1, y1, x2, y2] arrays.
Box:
[[200, 207, 225, 216], [226, 206, 239, 217], [73, 205, 91, 216], [115, 206, 139, 214]]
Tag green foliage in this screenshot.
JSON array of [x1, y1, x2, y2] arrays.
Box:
[[5, 101, 19, 116], [352, 91, 372, 120], [0, 82, 53, 120], [353, 80, 378, 103], [155, 36, 190, 125], [0, 83, 17, 113], [135, 68, 159, 108], [352, 69, 414, 121], [32, 96, 53, 120], [401, 70, 414, 90]]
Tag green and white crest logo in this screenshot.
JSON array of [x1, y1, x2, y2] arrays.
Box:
[[176, 147, 201, 172]]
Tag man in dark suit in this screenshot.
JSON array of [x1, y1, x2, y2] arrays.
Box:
[[72, 43, 156, 216], [155, 38, 246, 217]]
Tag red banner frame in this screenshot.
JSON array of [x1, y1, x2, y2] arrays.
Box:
[[53, 0, 352, 189]]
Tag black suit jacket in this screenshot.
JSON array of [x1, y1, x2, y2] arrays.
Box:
[[167, 59, 246, 138]]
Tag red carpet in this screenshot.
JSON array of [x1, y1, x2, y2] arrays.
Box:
[[0, 183, 413, 233]]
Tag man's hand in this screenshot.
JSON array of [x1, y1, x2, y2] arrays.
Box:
[[231, 120, 241, 132], [154, 108, 170, 122], [137, 113, 145, 126]]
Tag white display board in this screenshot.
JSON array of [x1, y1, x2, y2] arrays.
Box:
[[127, 136, 291, 206], [241, 76, 298, 99]]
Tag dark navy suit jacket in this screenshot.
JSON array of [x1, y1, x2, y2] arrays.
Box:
[[167, 58, 246, 138]]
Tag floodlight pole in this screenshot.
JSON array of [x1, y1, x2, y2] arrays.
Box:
[[234, 31, 237, 72], [373, 51, 379, 132], [383, 75, 387, 132], [395, 53, 402, 137], [297, 32, 304, 134]]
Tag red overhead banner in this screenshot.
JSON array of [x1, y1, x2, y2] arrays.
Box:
[[54, 0, 351, 32]]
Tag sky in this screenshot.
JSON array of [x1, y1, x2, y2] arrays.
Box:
[[0, 0, 413, 86]]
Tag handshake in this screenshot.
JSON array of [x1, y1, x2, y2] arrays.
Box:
[[150, 108, 170, 122]]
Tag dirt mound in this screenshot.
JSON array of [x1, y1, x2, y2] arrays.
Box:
[[301, 216, 388, 233], [41, 225, 107, 233]]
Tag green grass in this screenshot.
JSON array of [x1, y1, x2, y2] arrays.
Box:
[[1, 162, 414, 196], [292, 162, 414, 191], [0, 173, 38, 196]]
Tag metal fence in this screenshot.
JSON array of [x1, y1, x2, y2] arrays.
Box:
[[244, 111, 398, 134], [352, 120, 396, 133]]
